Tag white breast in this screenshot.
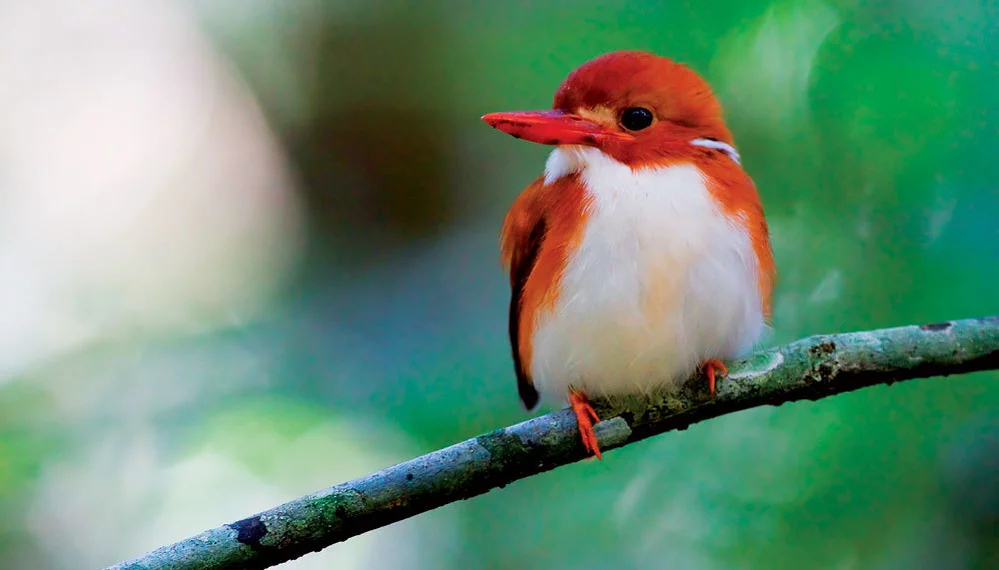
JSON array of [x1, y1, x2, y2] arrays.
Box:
[[530, 146, 765, 405]]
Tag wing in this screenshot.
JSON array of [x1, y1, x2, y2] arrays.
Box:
[[500, 178, 548, 410]]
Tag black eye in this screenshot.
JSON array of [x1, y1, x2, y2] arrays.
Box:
[[620, 107, 654, 131]]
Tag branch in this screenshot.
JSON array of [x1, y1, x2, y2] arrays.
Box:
[[105, 317, 999, 570]]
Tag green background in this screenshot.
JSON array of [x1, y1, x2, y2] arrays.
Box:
[[1, 0, 998, 568]]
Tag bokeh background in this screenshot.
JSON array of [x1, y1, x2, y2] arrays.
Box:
[[1, 0, 998, 568]]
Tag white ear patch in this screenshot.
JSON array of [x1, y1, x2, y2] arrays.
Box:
[[690, 138, 741, 165]]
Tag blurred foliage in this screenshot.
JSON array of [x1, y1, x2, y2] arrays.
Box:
[[1, 0, 999, 568]]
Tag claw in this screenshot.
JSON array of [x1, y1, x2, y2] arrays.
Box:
[[569, 390, 602, 459], [703, 359, 728, 396]]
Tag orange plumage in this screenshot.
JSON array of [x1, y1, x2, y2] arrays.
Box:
[[485, 51, 775, 459]]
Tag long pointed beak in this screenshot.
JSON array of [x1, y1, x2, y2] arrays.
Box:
[[481, 110, 632, 147]]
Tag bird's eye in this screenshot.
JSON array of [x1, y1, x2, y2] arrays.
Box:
[[620, 107, 654, 131]]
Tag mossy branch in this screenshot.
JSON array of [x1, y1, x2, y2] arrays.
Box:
[[104, 316, 999, 570]]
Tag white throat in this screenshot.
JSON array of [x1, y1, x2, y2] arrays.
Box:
[[544, 145, 607, 184]]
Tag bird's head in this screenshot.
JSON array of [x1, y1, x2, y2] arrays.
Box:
[[482, 51, 735, 168]]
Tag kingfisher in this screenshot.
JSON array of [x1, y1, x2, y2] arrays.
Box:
[[482, 51, 776, 459]]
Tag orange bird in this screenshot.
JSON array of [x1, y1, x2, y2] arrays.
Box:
[[482, 51, 775, 459]]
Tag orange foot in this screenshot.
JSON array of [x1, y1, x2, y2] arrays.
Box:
[[569, 390, 602, 460], [703, 359, 728, 397]]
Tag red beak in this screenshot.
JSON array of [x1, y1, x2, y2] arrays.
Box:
[[481, 110, 632, 147]]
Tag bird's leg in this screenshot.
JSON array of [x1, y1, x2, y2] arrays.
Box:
[[702, 359, 728, 396], [569, 389, 602, 460]]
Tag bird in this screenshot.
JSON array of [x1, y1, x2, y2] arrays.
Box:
[[481, 51, 775, 460]]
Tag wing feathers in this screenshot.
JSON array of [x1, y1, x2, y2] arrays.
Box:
[[501, 180, 547, 410]]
